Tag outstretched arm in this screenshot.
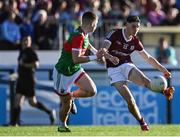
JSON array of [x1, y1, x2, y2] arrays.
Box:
[[71, 35, 102, 64], [88, 43, 119, 65], [72, 49, 97, 64], [72, 43, 105, 64], [138, 49, 171, 78]]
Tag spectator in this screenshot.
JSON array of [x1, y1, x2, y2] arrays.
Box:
[[10, 35, 56, 126], [56, 0, 69, 23], [9, 0, 23, 24], [0, 1, 6, 23], [0, 11, 21, 50], [161, 0, 176, 13], [119, 0, 131, 19], [88, 0, 102, 23], [19, 0, 36, 19], [20, 11, 34, 43], [33, 9, 55, 50], [161, 7, 179, 25], [130, 0, 146, 17], [147, 0, 166, 25], [109, 1, 122, 20], [64, 1, 82, 33], [174, 11, 180, 25], [100, 0, 111, 20], [155, 37, 178, 66]]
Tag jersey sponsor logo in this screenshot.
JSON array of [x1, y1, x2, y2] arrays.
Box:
[[111, 50, 130, 56]]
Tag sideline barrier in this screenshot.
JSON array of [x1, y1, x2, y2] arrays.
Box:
[[0, 66, 179, 125], [0, 68, 15, 125], [0, 86, 6, 125]]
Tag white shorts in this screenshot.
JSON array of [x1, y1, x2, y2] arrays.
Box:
[[107, 63, 137, 84], [53, 67, 85, 95]]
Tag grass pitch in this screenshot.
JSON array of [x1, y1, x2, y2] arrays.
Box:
[[0, 125, 180, 136]]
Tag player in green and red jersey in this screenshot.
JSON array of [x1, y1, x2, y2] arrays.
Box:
[[53, 11, 119, 132]]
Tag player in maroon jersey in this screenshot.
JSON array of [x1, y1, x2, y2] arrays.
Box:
[[101, 15, 174, 131]]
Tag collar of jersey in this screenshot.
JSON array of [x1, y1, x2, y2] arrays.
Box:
[[122, 28, 132, 42]]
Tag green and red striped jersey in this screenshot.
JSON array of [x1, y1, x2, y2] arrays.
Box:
[[55, 27, 89, 76]]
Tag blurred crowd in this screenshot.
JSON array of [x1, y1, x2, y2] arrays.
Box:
[[0, 0, 180, 50]]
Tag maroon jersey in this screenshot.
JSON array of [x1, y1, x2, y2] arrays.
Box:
[[105, 28, 144, 68]]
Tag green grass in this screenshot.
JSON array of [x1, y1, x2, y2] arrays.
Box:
[[0, 125, 180, 136]]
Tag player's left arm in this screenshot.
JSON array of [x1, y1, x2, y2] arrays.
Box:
[[138, 49, 171, 78]]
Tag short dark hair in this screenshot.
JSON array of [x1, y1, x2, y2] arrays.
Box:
[[82, 11, 98, 24], [126, 15, 140, 23]]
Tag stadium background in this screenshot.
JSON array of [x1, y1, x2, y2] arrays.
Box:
[[0, 0, 180, 127]]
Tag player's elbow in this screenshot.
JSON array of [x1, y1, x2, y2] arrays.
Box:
[[144, 54, 152, 62]]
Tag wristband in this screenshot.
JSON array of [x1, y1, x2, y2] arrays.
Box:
[[89, 55, 97, 61]]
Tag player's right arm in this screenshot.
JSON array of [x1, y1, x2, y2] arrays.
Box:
[[72, 35, 103, 64], [72, 50, 90, 64], [138, 49, 171, 78]]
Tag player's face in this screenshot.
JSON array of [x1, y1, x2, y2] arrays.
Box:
[[127, 22, 140, 36], [22, 36, 32, 48], [88, 19, 98, 32]]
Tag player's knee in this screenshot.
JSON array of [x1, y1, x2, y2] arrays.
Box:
[[89, 87, 97, 97]]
